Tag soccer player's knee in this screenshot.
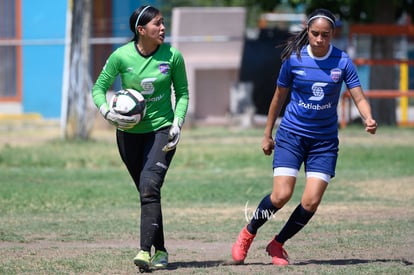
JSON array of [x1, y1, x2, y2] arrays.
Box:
[[301, 199, 321, 212], [270, 192, 292, 208], [139, 172, 163, 204]]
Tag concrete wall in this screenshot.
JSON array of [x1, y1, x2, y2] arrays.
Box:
[[171, 7, 246, 123]]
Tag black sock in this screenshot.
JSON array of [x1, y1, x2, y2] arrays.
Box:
[[247, 194, 279, 234], [140, 202, 162, 252], [275, 203, 314, 244], [153, 206, 166, 252]]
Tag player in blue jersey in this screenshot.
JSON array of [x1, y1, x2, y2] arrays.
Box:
[[232, 8, 377, 266]]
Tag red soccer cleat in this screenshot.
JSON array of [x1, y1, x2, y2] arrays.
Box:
[[266, 238, 289, 266], [232, 226, 256, 263]]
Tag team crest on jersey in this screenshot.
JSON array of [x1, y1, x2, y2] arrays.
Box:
[[159, 63, 170, 74], [330, 68, 342, 83]]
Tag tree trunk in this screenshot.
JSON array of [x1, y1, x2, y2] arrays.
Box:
[[369, 0, 397, 125], [64, 0, 95, 139]]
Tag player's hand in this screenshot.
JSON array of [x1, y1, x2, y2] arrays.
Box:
[[364, 118, 377, 135], [262, 135, 274, 155], [163, 118, 183, 152], [99, 104, 137, 130]]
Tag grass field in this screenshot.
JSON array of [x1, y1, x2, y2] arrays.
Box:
[[0, 122, 413, 274]]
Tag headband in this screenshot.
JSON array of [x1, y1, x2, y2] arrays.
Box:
[[134, 6, 151, 32], [307, 15, 335, 28]]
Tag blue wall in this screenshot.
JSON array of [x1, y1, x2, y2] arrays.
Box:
[[22, 0, 67, 118], [21, 0, 162, 119]]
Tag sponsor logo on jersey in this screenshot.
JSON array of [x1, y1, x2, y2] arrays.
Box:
[[146, 94, 164, 102], [330, 68, 342, 83], [299, 100, 332, 110], [139, 77, 165, 102], [299, 82, 332, 111], [309, 82, 328, 101], [159, 63, 170, 74], [140, 78, 157, 95]]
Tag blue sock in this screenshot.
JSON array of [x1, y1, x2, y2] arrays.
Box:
[[275, 203, 314, 244], [247, 194, 279, 234]]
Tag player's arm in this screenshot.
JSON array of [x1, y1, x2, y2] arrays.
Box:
[[92, 55, 118, 109], [344, 57, 377, 134], [91, 54, 137, 129], [162, 50, 189, 152], [262, 86, 290, 155], [348, 86, 377, 134], [171, 51, 189, 123]]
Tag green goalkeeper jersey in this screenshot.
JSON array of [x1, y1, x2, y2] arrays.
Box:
[[92, 41, 189, 133]]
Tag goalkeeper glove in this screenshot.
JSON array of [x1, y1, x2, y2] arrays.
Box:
[[162, 117, 183, 152], [99, 104, 137, 130]]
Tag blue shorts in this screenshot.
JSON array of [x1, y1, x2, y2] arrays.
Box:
[[273, 128, 339, 177]]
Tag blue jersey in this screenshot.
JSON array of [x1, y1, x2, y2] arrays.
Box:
[[277, 44, 360, 139]]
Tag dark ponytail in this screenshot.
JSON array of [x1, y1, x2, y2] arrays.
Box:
[[280, 29, 308, 61]]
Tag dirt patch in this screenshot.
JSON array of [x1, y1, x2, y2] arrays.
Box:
[[357, 177, 414, 201]]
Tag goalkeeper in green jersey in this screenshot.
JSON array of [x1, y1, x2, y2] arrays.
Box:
[[92, 5, 189, 271]]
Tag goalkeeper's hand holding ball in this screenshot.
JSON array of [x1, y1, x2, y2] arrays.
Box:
[[99, 103, 138, 130]]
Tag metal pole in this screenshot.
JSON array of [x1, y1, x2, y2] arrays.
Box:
[[400, 61, 408, 125]]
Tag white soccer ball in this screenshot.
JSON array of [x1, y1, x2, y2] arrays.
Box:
[[109, 89, 146, 123]]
